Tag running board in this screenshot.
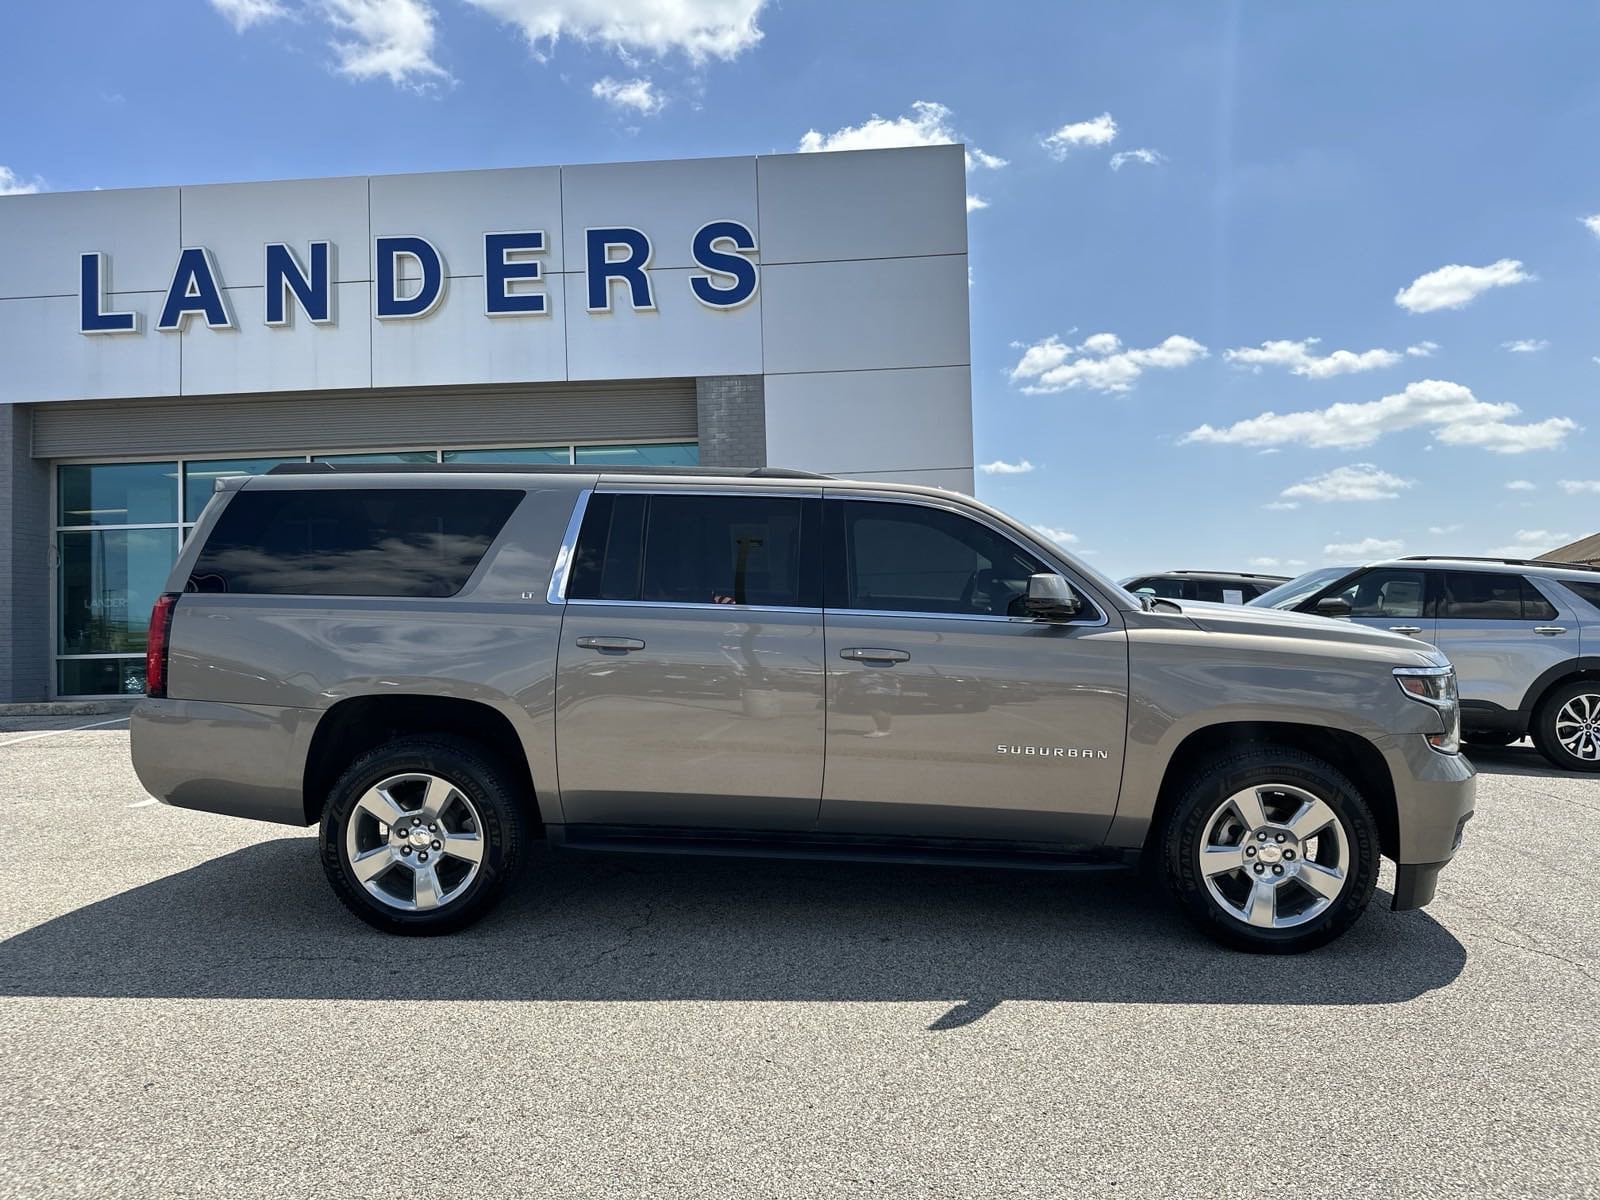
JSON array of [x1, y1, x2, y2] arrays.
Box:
[[548, 824, 1137, 873]]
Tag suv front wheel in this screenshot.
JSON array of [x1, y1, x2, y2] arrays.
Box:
[[1531, 680, 1600, 773], [1160, 746, 1381, 953], [319, 736, 527, 934]]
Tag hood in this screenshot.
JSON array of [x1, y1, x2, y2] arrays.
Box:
[[1157, 600, 1448, 667]]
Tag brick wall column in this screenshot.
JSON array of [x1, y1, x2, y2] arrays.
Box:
[[694, 376, 766, 470], [0, 405, 51, 701]]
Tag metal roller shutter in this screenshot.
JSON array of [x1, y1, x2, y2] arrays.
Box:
[[31, 379, 697, 459]]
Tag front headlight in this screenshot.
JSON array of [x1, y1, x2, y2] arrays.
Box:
[[1395, 666, 1460, 754]]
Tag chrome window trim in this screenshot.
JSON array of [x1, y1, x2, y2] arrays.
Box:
[[546, 487, 594, 605], [566, 599, 821, 616], [824, 489, 1111, 628]]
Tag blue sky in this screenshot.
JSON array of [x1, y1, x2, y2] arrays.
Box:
[[2, 1, 1597, 578]]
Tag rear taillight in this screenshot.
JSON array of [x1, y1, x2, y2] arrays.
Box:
[[145, 593, 180, 698]]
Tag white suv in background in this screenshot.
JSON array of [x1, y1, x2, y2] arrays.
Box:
[[1251, 556, 1600, 772]]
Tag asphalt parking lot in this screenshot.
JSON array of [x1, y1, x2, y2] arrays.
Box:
[[1, 722, 1596, 1199]]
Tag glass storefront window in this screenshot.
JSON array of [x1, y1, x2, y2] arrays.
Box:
[[574, 442, 699, 467], [443, 447, 572, 465], [57, 528, 180, 655], [58, 462, 178, 527], [59, 658, 147, 697], [184, 457, 303, 522], [313, 451, 439, 464]]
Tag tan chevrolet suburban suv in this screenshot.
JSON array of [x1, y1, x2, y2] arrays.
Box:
[[131, 464, 1476, 953]]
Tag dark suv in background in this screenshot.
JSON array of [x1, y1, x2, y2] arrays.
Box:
[[1252, 556, 1600, 771]]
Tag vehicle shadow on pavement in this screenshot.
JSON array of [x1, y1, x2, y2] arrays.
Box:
[[0, 838, 1468, 1022], [1464, 745, 1576, 780]]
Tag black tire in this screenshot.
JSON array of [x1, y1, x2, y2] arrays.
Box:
[[319, 736, 528, 935], [1530, 680, 1600, 773], [1159, 744, 1381, 954]]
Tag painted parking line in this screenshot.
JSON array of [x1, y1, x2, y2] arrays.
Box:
[[0, 716, 131, 748], [126, 798, 159, 808]]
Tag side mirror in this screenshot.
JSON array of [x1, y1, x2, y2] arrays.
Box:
[[1026, 573, 1082, 621], [1314, 596, 1353, 618]]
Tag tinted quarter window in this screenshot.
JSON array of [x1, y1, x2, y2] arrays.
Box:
[[1439, 572, 1555, 620], [570, 493, 815, 607], [842, 501, 1047, 616], [1563, 581, 1600, 612], [1325, 569, 1426, 618], [189, 488, 520, 597]]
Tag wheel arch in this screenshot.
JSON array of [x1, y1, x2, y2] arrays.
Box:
[[1145, 721, 1399, 862], [1518, 657, 1600, 722], [302, 694, 543, 829]]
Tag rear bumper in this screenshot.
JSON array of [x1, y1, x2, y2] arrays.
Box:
[[1386, 735, 1476, 910], [131, 697, 314, 826]]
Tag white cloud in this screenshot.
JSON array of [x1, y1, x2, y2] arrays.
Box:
[[1009, 331, 1207, 395], [1264, 501, 1300, 511], [464, 0, 766, 61], [1487, 530, 1573, 557], [1428, 524, 1462, 535], [1224, 337, 1402, 379], [1249, 557, 1307, 570], [1324, 537, 1403, 560], [209, 0, 289, 31], [1109, 148, 1164, 171], [1582, 214, 1600, 239], [1394, 258, 1533, 313], [1032, 525, 1079, 545], [0, 166, 43, 196], [1501, 338, 1549, 353], [798, 100, 1003, 214], [1280, 463, 1414, 503], [1182, 378, 1576, 455], [324, 0, 447, 85], [1042, 112, 1117, 159], [1558, 480, 1600, 494], [1406, 341, 1439, 357], [1505, 480, 1536, 491], [978, 459, 1035, 475], [591, 75, 664, 115]]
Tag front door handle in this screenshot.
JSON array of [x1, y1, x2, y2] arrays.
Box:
[[576, 635, 645, 652], [1388, 626, 1423, 636], [840, 647, 910, 665], [1533, 626, 1567, 636]]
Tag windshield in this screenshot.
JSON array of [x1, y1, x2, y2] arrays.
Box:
[[1247, 566, 1350, 610]]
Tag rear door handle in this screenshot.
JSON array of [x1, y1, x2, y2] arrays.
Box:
[[1388, 626, 1423, 636], [1534, 626, 1567, 636], [840, 647, 910, 665], [576, 636, 645, 652]]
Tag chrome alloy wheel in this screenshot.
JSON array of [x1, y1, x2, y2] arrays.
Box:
[[343, 772, 486, 912], [1198, 783, 1351, 930], [1554, 692, 1600, 762]]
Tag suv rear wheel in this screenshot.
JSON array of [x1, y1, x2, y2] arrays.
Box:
[[1531, 680, 1600, 773], [319, 736, 527, 934], [1160, 746, 1380, 953]]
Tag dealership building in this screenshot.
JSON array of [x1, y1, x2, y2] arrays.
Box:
[[0, 145, 974, 700]]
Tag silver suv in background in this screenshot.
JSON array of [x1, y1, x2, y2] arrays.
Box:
[[1251, 556, 1600, 772], [131, 466, 1475, 951]]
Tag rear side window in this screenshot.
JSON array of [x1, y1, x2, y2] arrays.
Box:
[[1438, 572, 1556, 621], [188, 488, 521, 597], [567, 492, 817, 608]]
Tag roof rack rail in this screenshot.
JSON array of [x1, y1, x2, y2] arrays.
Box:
[[1397, 554, 1600, 574], [266, 463, 833, 480]]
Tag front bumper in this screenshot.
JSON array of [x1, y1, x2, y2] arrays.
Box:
[[1386, 734, 1476, 911]]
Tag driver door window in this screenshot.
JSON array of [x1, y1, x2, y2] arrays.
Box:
[[1326, 569, 1428, 618], [839, 501, 1047, 617]]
